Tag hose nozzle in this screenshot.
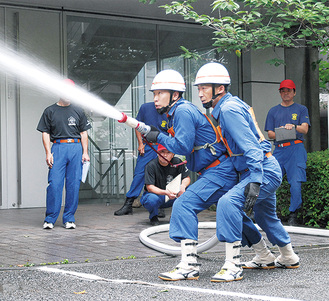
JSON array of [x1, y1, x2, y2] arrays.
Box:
[[118, 112, 151, 135]]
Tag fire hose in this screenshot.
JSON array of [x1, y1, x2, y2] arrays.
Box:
[[139, 223, 329, 256]]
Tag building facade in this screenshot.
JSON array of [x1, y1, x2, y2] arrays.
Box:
[[0, 0, 321, 209]]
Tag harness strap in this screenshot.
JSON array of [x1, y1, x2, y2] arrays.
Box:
[[192, 114, 220, 155], [193, 142, 217, 156], [204, 114, 221, 143], [204, 114, 239, 157], [215, 123, 235, 157], [167, 127, 175, 137], [248, 107, 265, 143], [197, 153, 229, 175]]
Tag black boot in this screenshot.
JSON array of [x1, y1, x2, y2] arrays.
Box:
[[288, 211, 298, 226], [150, 215, 160, 226], [114, 197, 134, 216]]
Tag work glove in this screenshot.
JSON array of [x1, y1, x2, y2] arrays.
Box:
[[244, 182, 261, 216], [144, 125, 160, 143]]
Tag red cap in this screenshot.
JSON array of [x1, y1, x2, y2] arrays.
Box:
[[157, 144, 167, 152], [279, 79, 296, 90]]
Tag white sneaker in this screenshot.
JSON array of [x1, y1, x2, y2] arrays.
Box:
[[242, 252, 276, 269], [275, 243, 300, 269], [159, 267, 199, 281], [64, 222, 76, 229], [242, 260, 275, 269], [274, 256, 300, 269], [211, 261, 243, 282], [43, 222, 54, 229], [241, 238, 276, 269]]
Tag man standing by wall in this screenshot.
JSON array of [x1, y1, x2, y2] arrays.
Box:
[[265, 79, 310, 226], [37, 79, 91, 230]]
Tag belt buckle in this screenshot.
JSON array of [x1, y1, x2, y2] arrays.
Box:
[[67, 139, 73, 143]]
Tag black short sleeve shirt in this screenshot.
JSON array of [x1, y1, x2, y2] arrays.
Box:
[[144, 157, 190, 191], [37, 103, 91, 141]]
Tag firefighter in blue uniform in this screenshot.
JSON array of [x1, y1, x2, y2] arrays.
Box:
[[265, 79, 310, 226], [144, 69, 238, 281], [114, 102, 168, 216], [194, 62, 300, 282]]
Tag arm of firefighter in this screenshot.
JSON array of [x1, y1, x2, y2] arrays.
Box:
[[135, 129, 145, 156], [294, 122, 309, 135], [267, 130, 275, 140]]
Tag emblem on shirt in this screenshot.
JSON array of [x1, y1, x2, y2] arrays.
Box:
[[161, 120, 168, 129], [68, 116, 76, 126], [292, 113, 297, 121], [166, 175, 174, 185]]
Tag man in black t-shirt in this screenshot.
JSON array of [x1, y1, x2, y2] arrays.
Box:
[[140, 144, 190, 226], [37, 79, 91, 230]]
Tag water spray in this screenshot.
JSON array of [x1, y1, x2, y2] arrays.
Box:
[[0, 46, 150, 135]]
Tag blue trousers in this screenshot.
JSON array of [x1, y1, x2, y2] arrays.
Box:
[[273, 143, 307, 212], [140, 191, 175, 219], [126, 145, 157, 199], [169, 159, 238, 243], [216, 156, 291, 247], [45, 143, 82, 224]]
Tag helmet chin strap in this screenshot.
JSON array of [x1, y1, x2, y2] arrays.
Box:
[[202, 85, 220, 109], [156, 106, 169, 114], [202, 100, 213, 109], [156, 91, 178, 114]]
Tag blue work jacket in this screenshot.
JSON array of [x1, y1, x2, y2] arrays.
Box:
[[212, 93, 272, 184], [157, 98, 228, 173]]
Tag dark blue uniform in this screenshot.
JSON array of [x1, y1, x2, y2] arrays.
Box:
[[265, 103, 310, 212], [126, 102, 168, 199]]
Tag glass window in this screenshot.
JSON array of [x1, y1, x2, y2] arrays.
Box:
[[66, 14, 237, 198], [67, 15, 157, 193]]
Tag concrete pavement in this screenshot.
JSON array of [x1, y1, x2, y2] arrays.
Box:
[[0, 203, 328, 301], [0, 203, 328, 268]]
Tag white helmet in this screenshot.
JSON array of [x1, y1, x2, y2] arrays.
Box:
[[150, 70, 186, 92], [194, 62, 231, 86]]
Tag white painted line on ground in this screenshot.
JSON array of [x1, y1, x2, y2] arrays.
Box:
[[37, 266, 304, 301]]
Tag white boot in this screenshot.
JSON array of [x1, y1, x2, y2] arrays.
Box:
[[159, 239, 200, 281], [275, 243, 300, 269], [242, 238, 276, 269], [211, 241, 243, 282]]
